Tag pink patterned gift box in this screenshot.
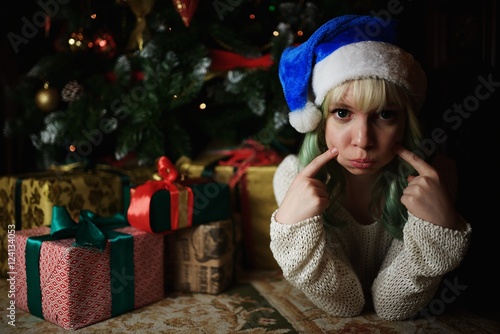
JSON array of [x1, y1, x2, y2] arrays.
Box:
[[14, 225, 164, 330]]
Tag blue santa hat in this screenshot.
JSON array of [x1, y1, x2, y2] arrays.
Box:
[[279, 14, 427, 133]]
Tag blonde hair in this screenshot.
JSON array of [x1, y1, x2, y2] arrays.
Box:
[[298, 78, 423, 238]]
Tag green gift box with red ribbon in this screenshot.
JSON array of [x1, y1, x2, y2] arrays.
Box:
[[14, 206, 164, 331], [127, 156, 231, 234]]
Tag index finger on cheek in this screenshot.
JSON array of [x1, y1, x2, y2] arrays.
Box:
[[394, 146, 433, 176], [300, 148, 338, 178]]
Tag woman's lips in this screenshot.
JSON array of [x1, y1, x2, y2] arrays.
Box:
[[350, 159, 376, 169]]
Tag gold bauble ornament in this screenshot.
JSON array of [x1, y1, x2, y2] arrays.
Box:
[[35, 82, 60, 112]]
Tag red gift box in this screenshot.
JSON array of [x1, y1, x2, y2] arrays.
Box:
[[127, 156, 230, 234], [14, 207, 164, 331]]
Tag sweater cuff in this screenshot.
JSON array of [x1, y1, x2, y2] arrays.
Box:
[[403, 212, 471, 275], [270, 209, 322, 228]]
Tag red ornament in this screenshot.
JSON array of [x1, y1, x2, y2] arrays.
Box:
[[105, 71, 117, 82], [172, 0, 198, 27], [92, 30, 117, 58], [131, 71, 145, 81]]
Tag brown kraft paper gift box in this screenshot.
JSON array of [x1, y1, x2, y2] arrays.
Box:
[[176, 149, 280, 270], [164, 219, 237, 294]]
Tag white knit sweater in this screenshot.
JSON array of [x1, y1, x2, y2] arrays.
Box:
[[270, 155, 471, 321]]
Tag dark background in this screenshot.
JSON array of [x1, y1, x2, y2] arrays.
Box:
[[1, 0, 499, 320]]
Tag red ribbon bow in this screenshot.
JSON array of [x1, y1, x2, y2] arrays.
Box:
[[127, 156, 194, 233], [217, 139, 282, 188]]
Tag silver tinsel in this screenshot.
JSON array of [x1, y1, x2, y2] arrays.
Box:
[[273, 108, 289, 130], [31, 112, 64, 148], [248, 96, 266, 116], [225, 70, 246, 94]]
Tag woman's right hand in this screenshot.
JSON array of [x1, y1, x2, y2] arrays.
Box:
[[275, 148, 338, 225]]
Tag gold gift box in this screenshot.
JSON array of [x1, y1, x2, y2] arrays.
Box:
[[176, 154, 279, 270], [0, 165, 156, 277]]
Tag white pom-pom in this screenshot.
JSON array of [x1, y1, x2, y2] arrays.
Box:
[[289, 102, 323, 133]]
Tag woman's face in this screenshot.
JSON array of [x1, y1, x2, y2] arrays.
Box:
[[325, 86, 406, 176]]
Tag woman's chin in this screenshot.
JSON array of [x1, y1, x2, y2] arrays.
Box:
[[342, 165, 382, 176]]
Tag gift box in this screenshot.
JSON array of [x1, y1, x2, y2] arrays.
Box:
[[164, 219, 237, 294], [128, 156, 231, 234], [13, 206, 164, 331], [0, 170, 124, 228], [116, 165, 157, 186], [175, 140, 282, 270], [0, 165, 156, 277]]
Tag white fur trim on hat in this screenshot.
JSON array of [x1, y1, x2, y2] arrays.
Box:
[[312, 41, 427, 108]]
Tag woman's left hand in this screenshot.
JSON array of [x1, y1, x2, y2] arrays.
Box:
[[394, 145, 465, 230]]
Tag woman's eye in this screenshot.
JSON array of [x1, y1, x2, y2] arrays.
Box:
[[379, 110, 395, 120], [332, 108, 350, 118]]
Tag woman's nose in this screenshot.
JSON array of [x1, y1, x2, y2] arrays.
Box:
[[351, 120, 373, 148]]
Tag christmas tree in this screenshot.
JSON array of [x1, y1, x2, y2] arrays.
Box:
[[3, 0, 385, 168]]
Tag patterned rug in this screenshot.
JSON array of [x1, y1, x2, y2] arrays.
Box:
[[1, 271, 499, 333]]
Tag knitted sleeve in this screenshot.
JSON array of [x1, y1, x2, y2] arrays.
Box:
[[270, 155, 365, 317], [371, 213, 471, 321]]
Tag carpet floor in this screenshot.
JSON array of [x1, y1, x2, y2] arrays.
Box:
[[1, 271, 499, 333]]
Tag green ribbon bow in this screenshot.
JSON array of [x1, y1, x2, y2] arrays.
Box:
[[26, 206, 135, 319]]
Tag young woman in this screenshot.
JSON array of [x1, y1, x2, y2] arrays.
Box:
[[270, 14, 471, 321]]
